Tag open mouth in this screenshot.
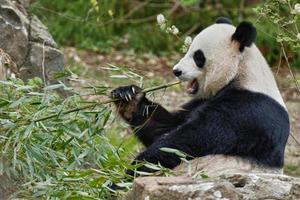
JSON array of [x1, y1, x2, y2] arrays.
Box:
[[187, 79, 199, 94]]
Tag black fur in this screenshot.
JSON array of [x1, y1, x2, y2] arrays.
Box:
[[193, 50, 206, 68], [216, 17, 232, 24], [112, 80, 289, 176], [232, 22, 257, 52]]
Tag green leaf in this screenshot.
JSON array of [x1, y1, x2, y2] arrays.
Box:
[[52, 70, 72, 80], [44, 83, 64, 90], [143, 163, 161, 171], [0, 98, 10, 107], [102, 110, 111, 127], [9, 96, 29, 108], [135, 171, 153, 176], [16, 85, 35, 91], [160, 147, 187, 158], [180, 0, 198, 6], [200, 172, 209, 179]]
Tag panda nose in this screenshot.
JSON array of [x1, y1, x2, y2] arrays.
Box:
[[173, 69, 182, 77]]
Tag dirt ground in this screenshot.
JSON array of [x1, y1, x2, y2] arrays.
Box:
[[64, 47, 300, 177]]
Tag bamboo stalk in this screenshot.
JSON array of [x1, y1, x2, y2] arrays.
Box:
[[142, 80, 181, 93], [32, 81, 181, 123]]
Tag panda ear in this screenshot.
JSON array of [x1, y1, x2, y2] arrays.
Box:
[[215, 17, 232, 24], [232, 22, 257, 52]]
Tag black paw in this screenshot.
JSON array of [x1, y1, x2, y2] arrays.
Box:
[[108, 182, 126, 191], [110, 85, 144, 102], [125, 169, 135, 177]]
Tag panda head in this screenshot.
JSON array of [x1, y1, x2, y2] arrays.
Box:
[[173, 18, 257, 98]]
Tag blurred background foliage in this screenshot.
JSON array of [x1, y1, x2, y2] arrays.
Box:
[[29, 0, 299, 68]]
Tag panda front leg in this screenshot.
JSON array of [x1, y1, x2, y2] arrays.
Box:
[[126, 119, 239, 176], [125, 133, 191, 176], [110, 85, 185, 147]]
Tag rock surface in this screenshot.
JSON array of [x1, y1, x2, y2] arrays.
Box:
[[122, 155, 300, 200], [0, 174, 15, 200], [0, 0, 64, 81], [122, 173, 300, 200], [173, 155, 283, 178], [0, 48, 18, 79]]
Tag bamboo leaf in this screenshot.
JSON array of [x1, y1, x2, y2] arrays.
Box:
[[110, 74, 128, 79], [160, 147, 187, 158], [44, 83, 64, 90], [16, 85, 35, 91], [143, 163, 161, 171]]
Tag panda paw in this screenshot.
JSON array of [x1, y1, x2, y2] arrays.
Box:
[[110, 85, 145, 121], [110, 85, 144, 102], [108, 182, 126, 191]]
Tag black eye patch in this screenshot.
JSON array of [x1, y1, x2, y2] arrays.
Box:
[[193, 50, 206, 68]]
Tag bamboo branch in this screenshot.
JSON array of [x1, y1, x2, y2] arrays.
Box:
[[142, 80, 181, 93], [32, 81, 181, 123]]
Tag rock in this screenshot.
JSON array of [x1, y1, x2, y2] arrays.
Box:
[[17, 0, 33, 9], [0, 3, 29, 67], [20, 42, 64, 80], [0, 157, 17, 200], [173, 155, 283, 178], [0, 0, 64, 81], [123, 174, 300, 200], [0, 174, 15, 200], [30, 15, 58, 48], [122, 155, 300, 200], [220, 173, 300, 200], [122, 176, 241, 200], [0, 48, 18, 79]]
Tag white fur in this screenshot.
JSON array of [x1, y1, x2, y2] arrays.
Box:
[[173, 23, 286, 109], [239, 45, 286, 109]]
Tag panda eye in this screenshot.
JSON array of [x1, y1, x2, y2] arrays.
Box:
[[193, 50, 206, 68]]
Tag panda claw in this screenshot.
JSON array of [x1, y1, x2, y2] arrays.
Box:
[[127, 94, 131, 101], [110, 91, 116, 99], [120, 92, 124, 99], [132, 86, 135, 94]]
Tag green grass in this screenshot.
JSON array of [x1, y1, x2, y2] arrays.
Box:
[[285, 164, 300, 177]]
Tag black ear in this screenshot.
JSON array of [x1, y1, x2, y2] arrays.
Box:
[[216, 17, 232, 25], [232, 22, 257, 52]]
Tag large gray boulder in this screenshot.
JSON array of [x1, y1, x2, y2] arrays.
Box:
[[0, 0, 64, 81], [122, 155, 300, 200], [123, 174, 300, 200]]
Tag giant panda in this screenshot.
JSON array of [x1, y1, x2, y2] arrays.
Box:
[[110, 18, 290, 176]]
